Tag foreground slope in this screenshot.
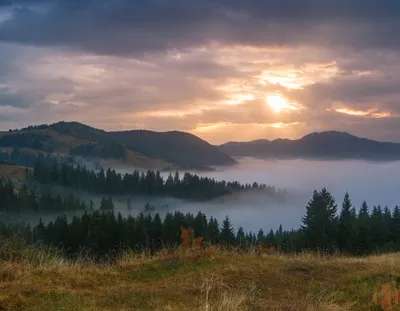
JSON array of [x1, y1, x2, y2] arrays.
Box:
[[1, 244, 399, 311], [220, 131, 400, 161]]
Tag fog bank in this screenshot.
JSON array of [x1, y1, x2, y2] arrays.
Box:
[[108, 158, 400, 232], [7, 158, 399, 233]]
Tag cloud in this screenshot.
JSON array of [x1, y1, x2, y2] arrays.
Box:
[[1, 2, 400, 143], [1, 0, 400, 56], [334, 108, 392, 119]]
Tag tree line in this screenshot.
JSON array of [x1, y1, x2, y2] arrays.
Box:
[[32, 161, 284, 201], [300, 189, 400, 255], [0, 148, 59, 168], [1, 186, 400, 259], [0, 208, 271, 260], [0, 178, 90, 213]]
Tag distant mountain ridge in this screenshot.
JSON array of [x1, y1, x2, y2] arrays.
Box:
[[219, 131, 400, 161], [0, 121, 236, 169]]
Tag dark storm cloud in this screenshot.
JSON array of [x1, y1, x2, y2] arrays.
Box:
[[1, 0, 400, 55], [291, 75, 400, 103], [0, 87, 29, 108]]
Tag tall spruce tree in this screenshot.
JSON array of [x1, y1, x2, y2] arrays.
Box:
[[392, 206, 400, 249], [220, 216, 235, 246], [337, 192, 357, 253], [257, 229, 265, 246], [357, 201, 372, 254], [302, 188, 337, 252], [193, 211, 208, 239], [370, 206, 385, 251], [207, 217, 220, 244], [236, 227, 246, 249]]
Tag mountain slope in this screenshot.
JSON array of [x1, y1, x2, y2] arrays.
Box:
[[105, 130, 236, 168], [0, 122, 236, 169], [219, 131, 400, 161], [48, 122, 235, 168]]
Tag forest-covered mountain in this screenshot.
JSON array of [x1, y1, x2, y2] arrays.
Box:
[[219, 131, 400, 161], [0, 122, 236, 169]]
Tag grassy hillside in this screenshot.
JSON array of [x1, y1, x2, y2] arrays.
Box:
[[1, 121, 236, 169], [0, 128, 90, 153], [0, 127, 172, 170], [0, 164, 30, 181], [106, 130, 236, 169], [1, 242, 399, 311]]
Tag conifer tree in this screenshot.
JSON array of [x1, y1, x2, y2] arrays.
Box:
[[383, 206, 393, 246], [192, 211, 208, 239], [370, 205, 385, 250], [100, 196, 114, 211], [162, 213, 178, 247], [236, 227, 246, 249], [257, 229, 265, 246], [220, 216, 235, 246], [357, 201, 372, 254], [150, 213, 163, 251], [337, 192, 357, 253], [302, 188, 337, 252], [207, 217, 220, 244], [392, 206, 400, 248], [266, 229, 276, 246]]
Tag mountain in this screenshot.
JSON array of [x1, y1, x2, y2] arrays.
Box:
[[0, 121, 235, 169], [105, 130, 236, 168], [219, 131, 400, 161]]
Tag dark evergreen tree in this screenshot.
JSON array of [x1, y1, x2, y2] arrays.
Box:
[[236, 227, 246, 249], [392, 206, 400, 248], [193, 212, 208, 239], [302, 188, 337, 252], [370, 205, 385, 251], [220, 216, 235, 246], [100, 196, 114, 211], [31, 160, 281, 201], [337, 192, 357, 253], [257, 229, 265, 246], [207, 217, 220, 245], [356, 201, 372, 255]]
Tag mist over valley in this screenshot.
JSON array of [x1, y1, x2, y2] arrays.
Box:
[[5, 157, 397, 234], [99, 157, 399, 231]]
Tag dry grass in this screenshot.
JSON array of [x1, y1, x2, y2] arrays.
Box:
[[0, 165, 31, 181], [0, 128, 90, 153], [1, 242, 400, 310], [0, 129, 178, 170], [122, 150, 176, 170]]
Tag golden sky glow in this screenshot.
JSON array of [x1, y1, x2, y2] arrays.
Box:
[[335, 108, 391, 119], [2, 1, 400, 144], [1, 43, 399, 144], [224, 93, 255, 105], [267, 95, 299, 113]]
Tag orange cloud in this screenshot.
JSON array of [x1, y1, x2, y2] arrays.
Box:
[[191, 121, 303, 143], [335, 107, 391, 119]]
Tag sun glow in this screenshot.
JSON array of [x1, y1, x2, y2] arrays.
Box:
[[266, 95, 298, 113]]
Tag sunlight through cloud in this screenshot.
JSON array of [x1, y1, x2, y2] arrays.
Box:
[[267, 95, 299, 113]]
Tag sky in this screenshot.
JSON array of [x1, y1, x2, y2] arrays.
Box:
[[1, 0, 400, 144]]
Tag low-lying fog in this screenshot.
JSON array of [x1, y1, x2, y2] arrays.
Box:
[[110, 157, 400, 232], [6, 158, 400, 233]]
